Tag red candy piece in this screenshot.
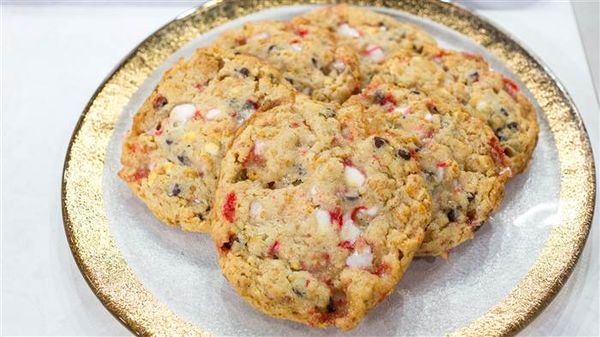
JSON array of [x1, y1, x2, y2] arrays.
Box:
[[329, 207, 344, 229], [222, 191, 237, 223], [350, 206, 367, 223], [131, 167, 149, 182], [503, 77, 519, 97], [489, 137, 509, 167], [338, 240, 354, 250], [268, 241, 281, 257], [436, 161, 448, 169], [242, 143, 265, 167], [294, 27, 309, 37]]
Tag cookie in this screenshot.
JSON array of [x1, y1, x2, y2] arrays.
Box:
[[372, 50, 539, 174], [216, 20, 361, 103], [294, 4, 437, 86], [118, 48, 295, 232], [211, 96, 431, 330], [338, 83, 509, 258]]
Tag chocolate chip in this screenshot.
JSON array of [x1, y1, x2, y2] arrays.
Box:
[[177, 155, 189, 165], [311, 57, 318, 67], [373, 90, 385, 104], [197, 213, 204, 221], [233, 51, 241, 55], [507, 122, 518, 130], [326, 298, 336, 313], [398, 249, 404, 260], [152, 95, 168, 110], [373, 137, 387, 148], [242, 100, 258, 111], [427, 102, 439, 114], [413, 44, 423, 54], [220, 235, 238, 252], [397, 148, 411, 160], [285, 77, 295, 85], [467, 193, 475, 202], [468, 71, 479, 82], [169, 184, 181, 197], [267, 45, 276, 53], [267, 181, 275, 189], [293, 288, 304, 297], [319, 108, 336, 118], [292, 179, 303, 186], [410, 89, 421, 95], [447, 209, 457, 222], [238, 67, 250, 77], [165, 139, 173, 145], [500, 107, 509, 116]]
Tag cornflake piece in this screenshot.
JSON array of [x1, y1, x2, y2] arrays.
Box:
[[204, 142, 220, 155], [170, 103, 196, 122]]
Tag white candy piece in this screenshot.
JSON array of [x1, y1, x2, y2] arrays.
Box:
[[344, 165, 366, 188], [436, 166, 445, 182], [170, 103, 196, 123], [315, 208, 331, 226], [337, 23, 360, 38], [252, 32, 270, 40], [205, 108, 221, 121], [249, 201, 262, 218], [332, 60, 346, 73], [425, 112, 433, 121], [310, 185, 318, 196], [290, 43, 302, 52], [394, 105, 412, 115], [346, 246, 373, 268], [365, 45, 385, 63], [340, 216, 361, 243], [254, 140, 266, 155], [365, 206, 379, 217]]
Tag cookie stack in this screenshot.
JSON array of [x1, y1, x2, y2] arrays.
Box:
[[119, 5, 538, 330]]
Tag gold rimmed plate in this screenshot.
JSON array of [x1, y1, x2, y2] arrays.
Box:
[[62, 1, 595, 335]]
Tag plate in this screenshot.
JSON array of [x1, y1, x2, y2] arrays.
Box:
[[62, 1, 595, 336]]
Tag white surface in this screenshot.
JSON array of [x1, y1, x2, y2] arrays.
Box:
[[1, 2, 598, 336]]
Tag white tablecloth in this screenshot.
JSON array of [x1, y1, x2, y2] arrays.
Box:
[[2, 2, 598, 335]]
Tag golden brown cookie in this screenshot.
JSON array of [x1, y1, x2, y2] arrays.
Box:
[[212, 96, 431, 329], [294, 4, 438, 86], [216, 20, 361, 103], [119, 48, 295, 231], [338, 83, 509, 258]]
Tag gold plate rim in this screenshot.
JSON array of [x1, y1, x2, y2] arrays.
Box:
[[61, 0, 596, 336]]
